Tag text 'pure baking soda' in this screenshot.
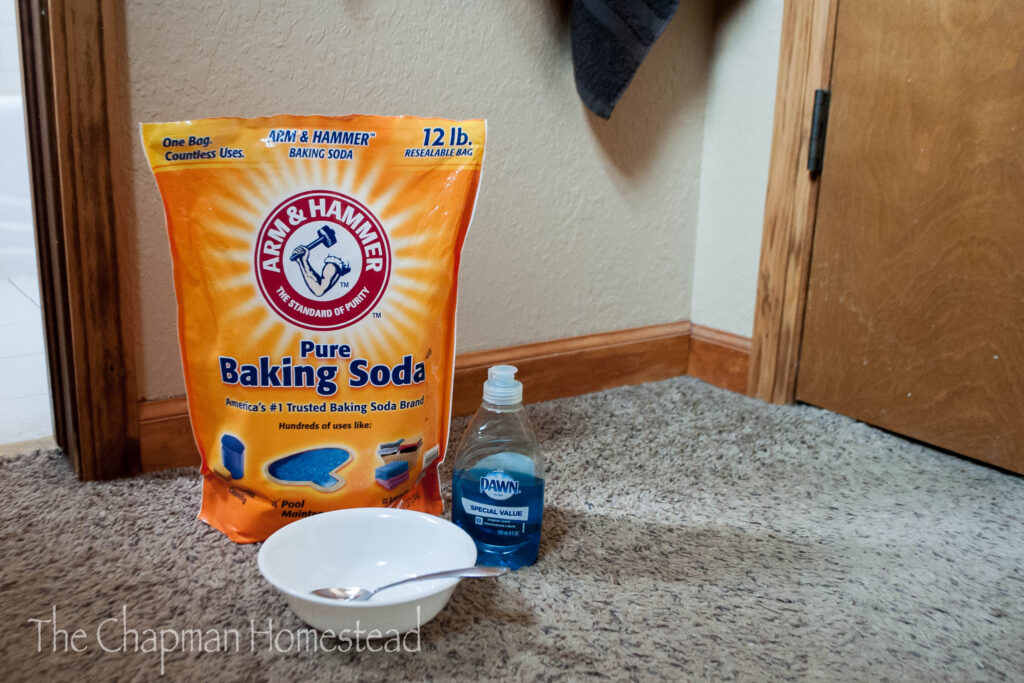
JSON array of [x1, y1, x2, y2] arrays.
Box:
[[141, 115, 485, 542]]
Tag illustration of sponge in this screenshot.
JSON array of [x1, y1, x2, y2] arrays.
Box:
[[374, 460, 409, 490], [265, 448, 351, 492]]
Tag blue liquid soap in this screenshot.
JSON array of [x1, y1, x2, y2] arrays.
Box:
[[451, 366, 544, 569]]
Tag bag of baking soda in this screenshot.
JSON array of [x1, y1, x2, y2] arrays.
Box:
[[141, 115, 485, 542]]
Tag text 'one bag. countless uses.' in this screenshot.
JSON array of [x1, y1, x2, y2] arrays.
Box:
[[141, 115, 486, 542]]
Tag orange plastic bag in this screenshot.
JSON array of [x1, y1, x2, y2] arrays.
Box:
[[141, 115, 485, 542]]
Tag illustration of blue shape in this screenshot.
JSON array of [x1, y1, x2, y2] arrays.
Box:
[[267, 448, 351, 491], [221, 434, 245, 479], [375, 460, 408, 480]]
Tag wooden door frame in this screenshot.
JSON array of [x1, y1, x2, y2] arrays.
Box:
[[747, 0, 840, 403], [17, 0, 139, 479]]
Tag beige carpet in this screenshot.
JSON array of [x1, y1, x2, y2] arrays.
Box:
[[1, 376, 1022, 681]]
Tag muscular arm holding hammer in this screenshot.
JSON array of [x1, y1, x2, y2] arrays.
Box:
[[290, 225, 351, 297]]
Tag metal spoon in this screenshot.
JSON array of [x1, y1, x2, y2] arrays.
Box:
[[312, 566, 509, 601]]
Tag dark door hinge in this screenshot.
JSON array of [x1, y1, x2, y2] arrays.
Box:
[[807, 89, 831, 175]]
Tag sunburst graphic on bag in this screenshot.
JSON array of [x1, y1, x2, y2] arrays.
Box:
[[194, 155, 439, 360]]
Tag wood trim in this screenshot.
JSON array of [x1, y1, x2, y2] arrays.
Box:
[[139, 397, 188, 423], [138, 409, 194, 473], [687, 324, 751, 395], [451, 321, 691, 417], [137, 322, 756, 472], [748, 0, 839, 403], [137, 398, 192, 472], [19, 0, 140, 478]]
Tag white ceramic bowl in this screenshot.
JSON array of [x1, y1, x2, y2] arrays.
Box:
[[258, 508, 476, 634]]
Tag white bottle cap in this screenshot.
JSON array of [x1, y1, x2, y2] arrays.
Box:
[[483, 365, 523, 405]]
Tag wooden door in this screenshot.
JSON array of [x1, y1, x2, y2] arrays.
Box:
[[797, 0, 1024, 473]]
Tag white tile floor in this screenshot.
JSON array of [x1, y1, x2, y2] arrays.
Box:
[[0, 275, 53, 445]]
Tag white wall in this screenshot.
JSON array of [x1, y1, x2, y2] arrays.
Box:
[[125, 0, 713, 400], [691, 0, 783, 337], [0, 1, 20, 95], [0, 0, 35, 278]]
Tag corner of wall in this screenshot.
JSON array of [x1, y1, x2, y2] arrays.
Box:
[[690, 0, 785, 340]]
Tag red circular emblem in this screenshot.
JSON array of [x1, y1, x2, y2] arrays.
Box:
[[254, 190, 391, 330]]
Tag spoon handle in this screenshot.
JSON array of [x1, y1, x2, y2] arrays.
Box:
[[372, 565, 508, 596]]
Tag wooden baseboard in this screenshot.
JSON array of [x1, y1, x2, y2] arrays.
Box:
[[138, 396, 190, 471], [451, 321, 691, 417], [138, 320, 750, 471], [686, 324, 752, 395]]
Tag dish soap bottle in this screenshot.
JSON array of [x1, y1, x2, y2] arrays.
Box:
[[451, 365, 544, 569]]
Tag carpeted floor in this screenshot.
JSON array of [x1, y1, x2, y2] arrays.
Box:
[[1, 376, 1022, 681]]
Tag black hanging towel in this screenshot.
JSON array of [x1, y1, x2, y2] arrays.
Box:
[[570, 0, 681, 119]]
